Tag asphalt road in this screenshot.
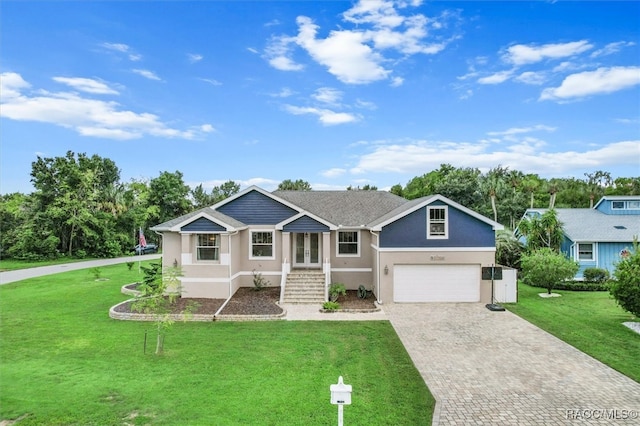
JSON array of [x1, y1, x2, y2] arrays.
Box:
[[0, 254, 162, 285]]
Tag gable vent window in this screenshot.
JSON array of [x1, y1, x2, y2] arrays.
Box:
[[427, 206, 448, 239], [197, 234, 219, 261]]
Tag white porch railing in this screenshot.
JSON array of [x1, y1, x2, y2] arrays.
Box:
[[279, 258, 290, 305], [323, 258, 331, 302]]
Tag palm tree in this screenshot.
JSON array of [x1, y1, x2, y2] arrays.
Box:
[[481, 166, 508, 223], [516, 209, 564, 253]]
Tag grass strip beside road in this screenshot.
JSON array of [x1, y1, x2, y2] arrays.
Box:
[[505, 282, 640, 383], [0, 262, 434, 425]]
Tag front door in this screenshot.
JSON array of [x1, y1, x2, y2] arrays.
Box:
[[294, 233, 321, 268]]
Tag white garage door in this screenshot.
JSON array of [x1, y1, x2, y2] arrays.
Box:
[[394, 264, 480, 302]]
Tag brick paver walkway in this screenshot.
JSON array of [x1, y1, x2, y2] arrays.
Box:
[[385, 303, 640, 425]]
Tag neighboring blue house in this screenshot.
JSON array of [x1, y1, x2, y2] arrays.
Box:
[[522, 196, 640, 279], [151, 186, 503, 304]]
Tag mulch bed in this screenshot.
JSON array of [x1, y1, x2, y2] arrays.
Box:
[[220, 287, 282, 315], [335, 290, 377, 310], [114, 287, 377, 316]]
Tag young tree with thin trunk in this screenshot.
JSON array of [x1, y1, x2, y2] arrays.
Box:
[[132, 263, 196, 355]]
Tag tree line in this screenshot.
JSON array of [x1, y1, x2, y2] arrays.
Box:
[[0, 151, 638, 260]]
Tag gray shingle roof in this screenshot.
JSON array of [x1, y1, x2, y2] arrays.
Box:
[[530, 208, 640, 242], [273, 190, 407, 227], [368, 196, 435, 228], [151, 207, 246, 231]]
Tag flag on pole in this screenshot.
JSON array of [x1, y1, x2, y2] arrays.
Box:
[[139, 227, 147, 248]]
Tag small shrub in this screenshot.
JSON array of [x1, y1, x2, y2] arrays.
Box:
[[252, 270, 270, 291], [126, 262, 135, 271], [90, 267, 102, 280], [329, 283, 347, 302], [610, 242, 640, 317], [521, 248, 579, 294], [75, 249, 87, 259], [535, 280, 610, 292], [357, 285, 369, 299], [583, 268, 609, 283], [323, 301, 340, 311]]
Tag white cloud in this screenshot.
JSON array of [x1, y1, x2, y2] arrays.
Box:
[[355, 99, 377, 110], [52, 77, 119, 95], [615, 117, 640, 125], [188, 53, 203, 63], [101, 42, 141, 61], [264, 35, 304, 71], [0, 72, 213, 141], [102, 42, 130, 53], [264, 0, 459, 85], [0, 72, 31, 99], [591, 41, 635, 58], [321, 168, 347, 178], [264, 19, 281, 27], [487, 125, 556, 137], [312, 87, 343, 105], [540, 66, 640, 101], [350, 138, 640, 176], [390, 76, 404, 87], [270, 87, 295, 98], [247, 47, 259, 54], [199, 78, 222, 86], [342, 0, 405, 29], [477, 70, 514, 85], [514, 71, 547, 85], [296, 16, 390, 84], [132, 69, 162, 81], [284, 105, 359, 126], [502, 40, 593, 65]]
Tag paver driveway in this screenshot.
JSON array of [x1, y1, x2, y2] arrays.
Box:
[[385, 303, 640, 425]]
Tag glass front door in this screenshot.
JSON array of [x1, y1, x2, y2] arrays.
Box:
[[294, 233, 321, 268]]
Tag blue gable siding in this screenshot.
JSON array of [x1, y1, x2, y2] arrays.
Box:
[[218, 190, 298, 224], [283, 216, 330, 232], [380, 202, 495, 248], [595, 198, 640, 215], [181, 217, 226, 232]]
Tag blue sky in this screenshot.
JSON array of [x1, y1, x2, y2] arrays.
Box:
[[1, 0, 639, 194]]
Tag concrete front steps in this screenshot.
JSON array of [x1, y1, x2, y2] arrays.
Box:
[[282, 270, 326, 304]]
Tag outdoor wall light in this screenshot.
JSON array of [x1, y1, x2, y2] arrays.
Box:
[[384, 265, 389, 275], [173, 259, 178, 268]]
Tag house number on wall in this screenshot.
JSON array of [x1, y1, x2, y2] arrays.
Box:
[[430, 255, 445, 261]]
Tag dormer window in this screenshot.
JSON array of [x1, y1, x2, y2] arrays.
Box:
[[427, 206, 448, 239], [612, 201, 625, 209]]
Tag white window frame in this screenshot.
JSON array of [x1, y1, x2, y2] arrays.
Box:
[[611, 201, 625, 210], [626, 200, 640, 210], [427, 206, 448, 239], [577, 242, 595, 262], [337, 230, 360, 257], [196, 233, 220, 262], [249, 230, 275, 260]]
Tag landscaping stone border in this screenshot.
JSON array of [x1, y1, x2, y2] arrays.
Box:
[[320, 302, 382, 314], [110, 283, 287, 322]]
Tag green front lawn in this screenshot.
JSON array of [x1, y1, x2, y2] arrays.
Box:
[[0, 263, 434, 425], [505, 282, 640, 383]]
